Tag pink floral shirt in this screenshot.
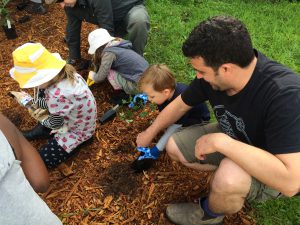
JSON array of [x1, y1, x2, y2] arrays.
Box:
[[45, 73, 97, 153]]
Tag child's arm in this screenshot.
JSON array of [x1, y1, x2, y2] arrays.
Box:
[[33, 97, 48, 109], [0, 113, 49, 193], [89, 52, 116, 83], [41, 114, 64, 130]]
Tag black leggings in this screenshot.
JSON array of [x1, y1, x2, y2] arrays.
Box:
[[39, 138, 71, 169]]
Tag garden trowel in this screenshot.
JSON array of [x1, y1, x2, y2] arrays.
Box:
[[99, 104, 120, 124]]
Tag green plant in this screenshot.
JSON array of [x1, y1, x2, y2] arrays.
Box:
[[0, 0, 11, 27]]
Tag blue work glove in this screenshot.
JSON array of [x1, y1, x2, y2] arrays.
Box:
[[128, 94, 148, 108], [131, 146, 160, 173]]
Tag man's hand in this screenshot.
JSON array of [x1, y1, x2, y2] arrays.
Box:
[[136, 130, 155, 147], [195, 133, 231, 160], [28, 108, 49, 123]]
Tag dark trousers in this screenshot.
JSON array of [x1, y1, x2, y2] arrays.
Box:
[[64, 4, 150, 59], [39, 138, 71, 169]]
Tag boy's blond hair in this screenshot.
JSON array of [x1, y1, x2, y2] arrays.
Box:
[[139, 64, 176, 92]]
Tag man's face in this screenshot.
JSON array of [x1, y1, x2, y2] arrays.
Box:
[[190, 57, 228, 91]]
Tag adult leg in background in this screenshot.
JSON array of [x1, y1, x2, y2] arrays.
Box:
[[124, 4, 150, 55]]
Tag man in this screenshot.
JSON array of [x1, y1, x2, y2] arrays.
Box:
[[46, 0, 150, 69], [136, 16, 300, 225], [0, 113, 62, 225]]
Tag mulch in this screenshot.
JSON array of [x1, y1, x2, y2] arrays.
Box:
[[0, 2, 256, 225]]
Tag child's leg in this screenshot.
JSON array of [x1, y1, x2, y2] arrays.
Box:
[[107, 70, 138, 94], [107, 70, 123, 91], [39, 138, 71, 169]]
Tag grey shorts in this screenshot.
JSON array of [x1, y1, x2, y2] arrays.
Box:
[[172, 123, 281, 202]]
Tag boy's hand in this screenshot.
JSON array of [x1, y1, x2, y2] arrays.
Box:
[[28, 108, 49, 123], [128, 94, 148, 108]]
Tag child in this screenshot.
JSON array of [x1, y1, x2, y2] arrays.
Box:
[[87, 28, 149, 99], [9, 42, 97, 169], [0, 113, 62, 224], [132, 64, 211, 172]]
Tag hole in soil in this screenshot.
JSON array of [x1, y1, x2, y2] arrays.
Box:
[[100, 162, 141, 197]]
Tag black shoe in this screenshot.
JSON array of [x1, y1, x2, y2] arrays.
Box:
[[25, 2, 47, 15], [131, 153, 156, 173], [109, 90, 130, 105], [66, 58, 91, 71], [22, 123, 52, 141]]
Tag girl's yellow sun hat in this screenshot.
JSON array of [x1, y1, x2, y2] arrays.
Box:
[[10, 42, 66, 88]]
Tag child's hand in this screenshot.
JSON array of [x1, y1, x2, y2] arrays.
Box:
[[87, 71, 96, 86], [28, 108, 49, 123], [8, 91, 33, 108], [128, 93, 148, 108]]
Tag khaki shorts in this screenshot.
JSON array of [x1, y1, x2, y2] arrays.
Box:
[[172, 123, 281, 202]]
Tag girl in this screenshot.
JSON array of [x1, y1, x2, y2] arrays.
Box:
[[10, 42, 97, 169], [87, 28, 149, 96]]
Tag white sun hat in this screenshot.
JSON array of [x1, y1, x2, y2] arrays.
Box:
[[88, 28, 115, 54], [9, 42, 66, 88]]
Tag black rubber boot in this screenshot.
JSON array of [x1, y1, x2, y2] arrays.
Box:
[[66, 58, 91, 71], [22, 123, 52, 141], [109, 90, 130, 105]]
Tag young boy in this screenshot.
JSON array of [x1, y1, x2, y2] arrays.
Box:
[[132, 64, 210, 172]]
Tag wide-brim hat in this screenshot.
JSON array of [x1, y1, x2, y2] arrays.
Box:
[[88, 28, 115, 54], [10, 43, 66, 88]]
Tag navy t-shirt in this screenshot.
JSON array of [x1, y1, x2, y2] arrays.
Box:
[[181, 50, 300, 154], [158, 83, 210, 126]]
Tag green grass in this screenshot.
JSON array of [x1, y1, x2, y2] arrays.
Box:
[[144, 0, 300, 224], [145, 0, 300, 83], [251, 196, 300, 225]]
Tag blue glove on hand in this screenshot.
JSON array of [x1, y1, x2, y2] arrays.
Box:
[[137, 146, 160, 160], [128, 94, 148, 108]]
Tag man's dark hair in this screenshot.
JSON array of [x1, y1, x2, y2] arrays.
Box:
[[182, 16, 255, 69]]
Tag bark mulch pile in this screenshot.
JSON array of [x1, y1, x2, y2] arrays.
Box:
[[0, 2, 256, 225]]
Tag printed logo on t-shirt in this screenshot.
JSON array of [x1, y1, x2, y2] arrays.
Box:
[[214, 105, 252, 144]]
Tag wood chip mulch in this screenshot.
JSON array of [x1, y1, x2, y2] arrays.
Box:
[[0, 2, 256, 225]]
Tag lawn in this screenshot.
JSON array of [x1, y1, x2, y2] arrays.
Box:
[[144, 0, 300, 224]]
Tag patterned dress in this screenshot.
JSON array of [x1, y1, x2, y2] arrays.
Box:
[[45, 73, 97, 153]]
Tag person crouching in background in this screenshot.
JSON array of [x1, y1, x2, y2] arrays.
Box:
[[87, 28, 149, 103]]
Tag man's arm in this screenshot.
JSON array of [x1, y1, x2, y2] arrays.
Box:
[[0, 114, 49, 193], [195, 133, 300, 196], [136, 95, 192, 147]]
